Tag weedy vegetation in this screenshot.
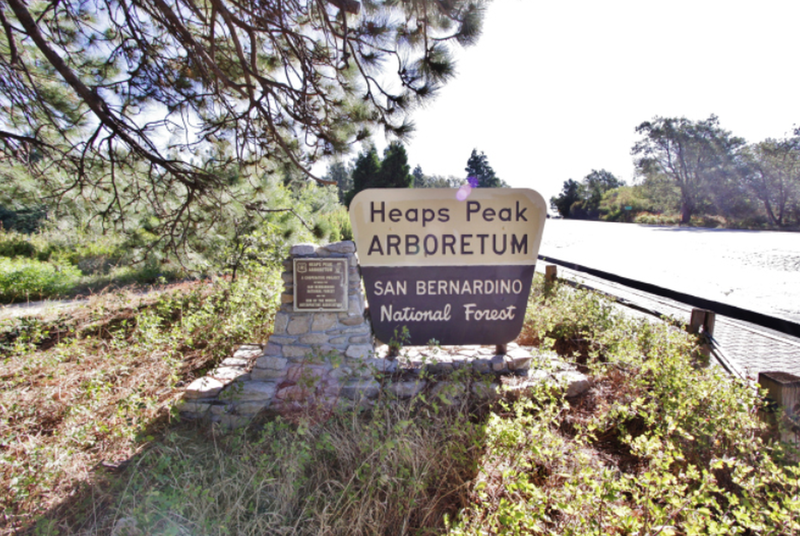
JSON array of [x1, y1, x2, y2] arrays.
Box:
[[0, 268, 281, 534], [452, 281, 800, 535], [1, 273, 798, 535]]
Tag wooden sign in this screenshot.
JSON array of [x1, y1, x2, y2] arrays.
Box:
[[293, 258, 348, 312], [349, 188, 546, 345]]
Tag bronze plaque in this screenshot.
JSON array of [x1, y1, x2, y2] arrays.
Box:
[[293, 258, 349, 312], [349, 188, 547, 346]]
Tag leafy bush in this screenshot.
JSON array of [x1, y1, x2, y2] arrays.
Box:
[[633, 212, 683, 225], [0, 231, 38, 259], [520, 275, 618, 357], [599, 186, 654, 222], [452, 285, 800, 536], [0, 205, 48, 233], [0, 257, 81, 301], [0, 225, 128, 272], [320, 206, 354, 242], [631, 212, 747, 229], [63, 236, 126, 274]]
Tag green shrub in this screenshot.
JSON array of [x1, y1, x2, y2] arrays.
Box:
[[633, 212, 682, 225], [36, 229, 127, 274], [452, 282, 800, 536], [520, 274, 619, 356], [599, 186, 654, 222], [0, 257, 81, 302], [0, 205, 48, 233], [0, 231, 38, 259], [689, 214, 724, 228], [321, 206, 353, 242]]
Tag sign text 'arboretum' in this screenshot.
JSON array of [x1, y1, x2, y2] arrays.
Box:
[[349, 188, 546, 345]]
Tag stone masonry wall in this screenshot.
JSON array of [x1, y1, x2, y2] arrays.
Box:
[[180, 241, 389, 427]]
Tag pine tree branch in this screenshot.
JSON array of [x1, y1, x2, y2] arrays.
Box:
[[326, 0, 360, 15], [0, 6, 19, 65], [6, 0, 214, 191]]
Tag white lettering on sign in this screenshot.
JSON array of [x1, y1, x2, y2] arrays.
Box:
[[373, 280, 407, 296], [415, 279, 523, 295], [380, 304, 452, 322], [463, 304, 517, 321]]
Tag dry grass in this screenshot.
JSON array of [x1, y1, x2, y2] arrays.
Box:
[[1, 289, 181, 532], [76, 394, 488, 536], [0, 276, 278, 534]]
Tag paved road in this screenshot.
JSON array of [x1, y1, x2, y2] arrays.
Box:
[[537, 220, 800, 379], [538, 220, 800, 324]]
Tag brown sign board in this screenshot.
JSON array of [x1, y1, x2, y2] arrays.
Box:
[[349, 188, 546, 345], [293, 258, 349, 312]]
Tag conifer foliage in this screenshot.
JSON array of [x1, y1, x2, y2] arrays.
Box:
[[465, 149, 507, 188], [344, 141, 412, 205], [0, 0, 485, 249]]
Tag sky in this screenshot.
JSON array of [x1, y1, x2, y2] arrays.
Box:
[[356, 0, 800, 207]]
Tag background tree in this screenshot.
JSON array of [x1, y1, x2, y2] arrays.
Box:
[[323, 161, 353, 205], [344, 145, 381, 207], [583, 170, 625, 211], [465, 149, 507, 188], [550, 170, 623, 219], [376, 142, 412, 189], [632, 115, 745, 224], [638, 173, 682, 215], [550, 179, 582, 218], [425, 175, 465, 188], [344, 142, 414, 205], [412, 165, 462, 188], [744, 135, 800, 227], [413, 165, 426, 189], [0, 0, 485, 257]]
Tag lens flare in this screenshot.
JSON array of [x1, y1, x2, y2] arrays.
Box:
[[457, 176, 478, 201]]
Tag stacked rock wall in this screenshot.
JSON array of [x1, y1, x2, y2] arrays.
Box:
[[255, 240, 390, 411], [180, 241, 387, 426]]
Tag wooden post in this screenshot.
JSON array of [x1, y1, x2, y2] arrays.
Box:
[[689, 308, 715, 336], [689, 309, 716, 363], [704, 311, 716, 337], [758, 371, 800, 449], [495, 344, 507, 355], [545, 265, 558, 283], [689, 309, 704, 334]]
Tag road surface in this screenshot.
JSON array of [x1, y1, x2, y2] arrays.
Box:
[[538, 220, 800, 324]]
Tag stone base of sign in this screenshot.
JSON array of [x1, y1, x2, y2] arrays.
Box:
[[178, 240, 590, 427], [179, 343, 590, 428]]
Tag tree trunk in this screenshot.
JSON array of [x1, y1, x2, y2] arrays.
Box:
[[764, 198, 779, 227], [680, 199, 693, 224]]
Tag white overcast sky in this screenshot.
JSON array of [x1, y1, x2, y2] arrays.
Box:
[[353, 0, 800, 206]]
